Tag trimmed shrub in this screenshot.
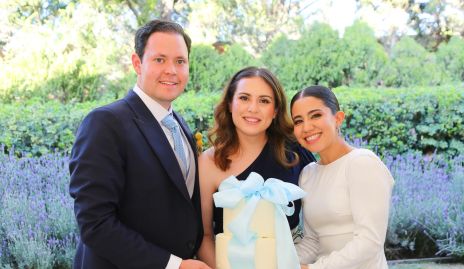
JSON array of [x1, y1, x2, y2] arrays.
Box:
[[334, 86, 464, 157], [175, 90, 221, 134], [1, 86, 462, 157], [0, 99, 108, 157]]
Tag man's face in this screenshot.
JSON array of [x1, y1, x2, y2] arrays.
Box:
[[132, 32, 189, 110]]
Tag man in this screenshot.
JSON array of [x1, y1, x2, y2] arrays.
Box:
[[69, 19, 211, 269]]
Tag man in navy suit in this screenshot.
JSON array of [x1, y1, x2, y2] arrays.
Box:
[[69, 19, 210, 269]]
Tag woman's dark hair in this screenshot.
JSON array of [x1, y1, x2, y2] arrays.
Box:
[[134, 19, 191, 60], [290, 85, 340, 115], [208, 66, 298, 171]]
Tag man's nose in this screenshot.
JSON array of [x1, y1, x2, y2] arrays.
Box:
[[164, 61, 177, 74]]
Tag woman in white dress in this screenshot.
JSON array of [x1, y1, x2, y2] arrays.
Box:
[[290, 85, 394, 269]]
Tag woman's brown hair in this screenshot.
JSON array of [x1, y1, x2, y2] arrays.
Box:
[[208, 66, 298, 171]]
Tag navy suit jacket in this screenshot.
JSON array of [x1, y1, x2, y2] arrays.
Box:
[[69, 90, 203, 269]]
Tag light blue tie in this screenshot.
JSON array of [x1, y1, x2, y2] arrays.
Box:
[[161, 114, 187, 173]]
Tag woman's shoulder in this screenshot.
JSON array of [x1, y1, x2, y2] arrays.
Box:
[[298, 161, 319, 186], [198, 147, 226, 187], [345, 148, 394, 185], [199, 147, 217, 169], [346, 148, 382, 165]]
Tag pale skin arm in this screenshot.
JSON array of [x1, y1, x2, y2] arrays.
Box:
[[301, 265, 309, 269], [196, 149, 219, 268]]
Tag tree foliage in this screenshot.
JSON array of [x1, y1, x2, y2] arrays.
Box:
[[187, 0, 305, 54], [357, 0, 464, 50], [100, 0, 190, 26], [0, 2, 133, 102], [379, 36, 443, 87], [1, 0, 464, 103], [1, 0, 77, 25], [188, 43, 258, 92], [341, 20, 388, 86], [263, 23, 347, 91], [436, 36, 464, 82]]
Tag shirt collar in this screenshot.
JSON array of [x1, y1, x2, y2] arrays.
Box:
[[133, 84, 173, 123]]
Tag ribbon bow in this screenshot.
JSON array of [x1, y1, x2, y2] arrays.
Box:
[[213, 172, 306, 269]]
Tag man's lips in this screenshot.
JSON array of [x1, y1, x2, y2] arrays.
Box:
[[159, 81, 179, 85]]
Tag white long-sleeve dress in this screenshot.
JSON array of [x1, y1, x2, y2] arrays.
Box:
[[296, 148, 394, 269]]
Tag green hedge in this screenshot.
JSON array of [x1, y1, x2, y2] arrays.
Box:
[[1, 86, 463, 157], [333, 86, 464, 156], [0, 99, 108, 157]]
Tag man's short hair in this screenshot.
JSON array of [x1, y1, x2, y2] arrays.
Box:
[[134, 19, 192, 60]]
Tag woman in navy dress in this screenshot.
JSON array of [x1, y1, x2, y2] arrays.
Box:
[[197, 67, 315, 268]]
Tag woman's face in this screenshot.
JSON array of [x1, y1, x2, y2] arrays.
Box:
[[229, 77, 277, 139], [291, 96, 343, 154]]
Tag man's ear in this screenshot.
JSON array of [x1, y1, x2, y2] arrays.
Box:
[[131, 53, 142, 75]]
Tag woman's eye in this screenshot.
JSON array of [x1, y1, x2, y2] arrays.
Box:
[[177, 59, 186, 64], [293, 119, 302, 125], [260, 98, 271, 104], [311, 113, 321, 119], [154, 58, 164, 63], [239, 96, 248, 101]]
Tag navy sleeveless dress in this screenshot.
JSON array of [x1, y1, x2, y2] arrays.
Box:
[[213, 142, 315, 234]]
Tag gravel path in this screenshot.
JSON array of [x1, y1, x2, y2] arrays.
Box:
[[390, 263, 464, 269]]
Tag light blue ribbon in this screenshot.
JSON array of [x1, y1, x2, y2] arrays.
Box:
[[213, 172, 306, 269]]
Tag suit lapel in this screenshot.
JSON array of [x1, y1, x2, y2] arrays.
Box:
[[124, 91, 190, 201]]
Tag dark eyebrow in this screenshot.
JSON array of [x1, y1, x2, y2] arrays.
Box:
[[237, 92, 273, 99], [152, 54, 187, 60], [292, 109, 322, 120]]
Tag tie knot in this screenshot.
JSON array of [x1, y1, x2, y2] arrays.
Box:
[[161, 114, 178, 131]]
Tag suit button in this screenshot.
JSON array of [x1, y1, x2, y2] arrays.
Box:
[[187, 241, 195, 250]]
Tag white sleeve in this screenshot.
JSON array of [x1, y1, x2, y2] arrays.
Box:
[[295, 213, 319, 264], [309, 154, 394, 269], [295, 167, 319, 264], [165, 254, 182, 269]]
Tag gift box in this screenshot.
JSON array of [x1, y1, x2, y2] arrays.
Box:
[[213, 172, 306, 269]]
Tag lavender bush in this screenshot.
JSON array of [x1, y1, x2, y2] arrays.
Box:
[[385, 153, 464, 258], [0, 144, 463, 268], [0, 147, 77, 268]]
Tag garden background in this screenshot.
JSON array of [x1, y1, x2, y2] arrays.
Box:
[[0, 0, 463, 268]]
